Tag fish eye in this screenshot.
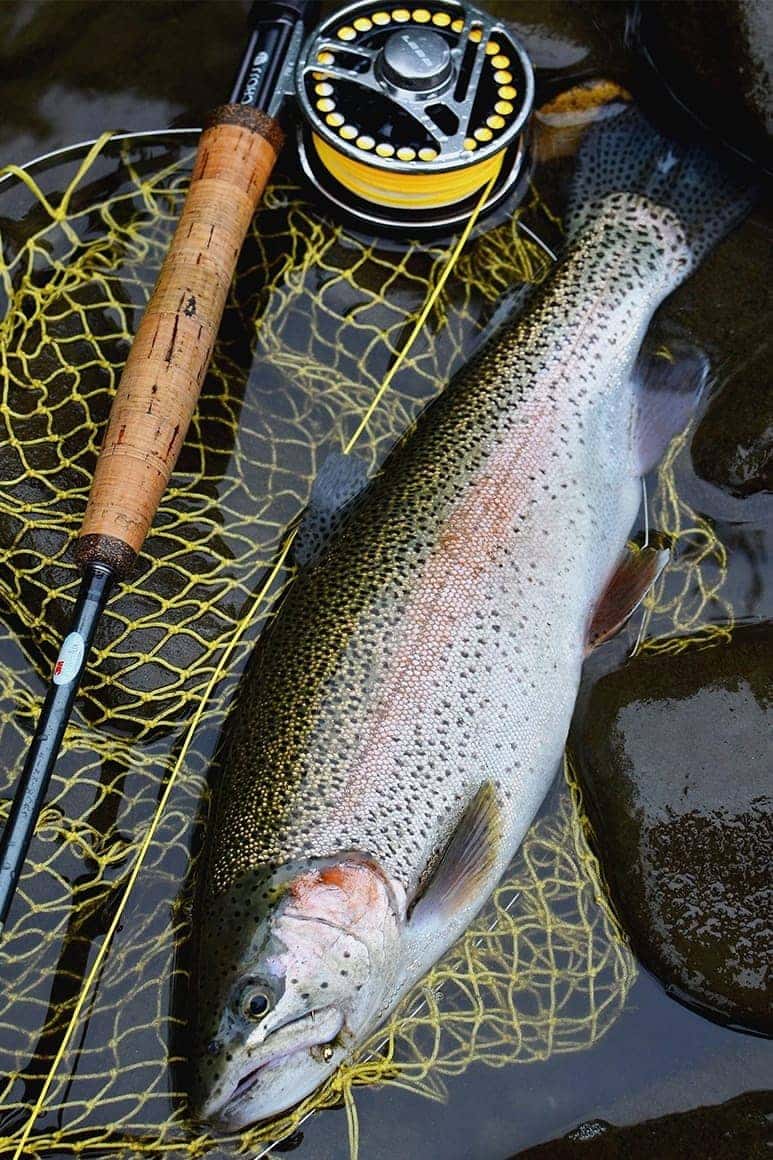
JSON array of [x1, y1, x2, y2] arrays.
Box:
[[239, 983, 272, 1021]]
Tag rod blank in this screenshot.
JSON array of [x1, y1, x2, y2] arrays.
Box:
[[0, 565, 115, 932]]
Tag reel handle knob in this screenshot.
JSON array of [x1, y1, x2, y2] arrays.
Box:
[[75, 106, 284, 580]]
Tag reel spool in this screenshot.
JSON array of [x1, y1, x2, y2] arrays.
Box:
[[295, 0, 535, 236]]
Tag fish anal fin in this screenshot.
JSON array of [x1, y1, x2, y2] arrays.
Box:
[[409, 781, 502, 927], [631, 336, 709, 475], [587, 540, 669, 652], [293, 451, 370, 567]]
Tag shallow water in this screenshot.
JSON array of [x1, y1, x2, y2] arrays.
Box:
[[0, 3, 770, 1158]]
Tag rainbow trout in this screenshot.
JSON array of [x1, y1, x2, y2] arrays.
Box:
[[189, 109, 750, 1127]]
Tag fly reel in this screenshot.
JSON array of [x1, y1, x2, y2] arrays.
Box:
[[295, 0, 535, 236]]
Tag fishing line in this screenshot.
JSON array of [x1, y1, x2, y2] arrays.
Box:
[[10, 162, 497, 1160], [629, 477, 651, 657], [641, 476, 650, 550], [0, 0, 323, 943], [7, 543, 297, 1160], [344, 168, 497, 454]]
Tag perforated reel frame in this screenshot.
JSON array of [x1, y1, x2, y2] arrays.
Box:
[[294, 0, 535, 237]]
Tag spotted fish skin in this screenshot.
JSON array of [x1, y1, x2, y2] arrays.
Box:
[[205, 202, 683, 899], [190, 110, 751, 1126]]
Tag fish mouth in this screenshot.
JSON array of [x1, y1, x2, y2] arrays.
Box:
[[208, 1004, 344, 1125], [228, 1046, 299, 1104]]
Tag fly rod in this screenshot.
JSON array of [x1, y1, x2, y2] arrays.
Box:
[[0, 0, 321, 938]]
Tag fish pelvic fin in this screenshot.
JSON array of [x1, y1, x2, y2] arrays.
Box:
[[566, 105, 755, 266], [586, 539, 670, 653], [408, 781, 502, 928], [293, 451, 370, 567], [630, 332, 709, 475]]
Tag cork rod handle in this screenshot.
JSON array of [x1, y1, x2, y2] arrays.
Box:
[[75, 105, 284, 579]]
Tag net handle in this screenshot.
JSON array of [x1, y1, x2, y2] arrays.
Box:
[[75, 104, 284, 579]]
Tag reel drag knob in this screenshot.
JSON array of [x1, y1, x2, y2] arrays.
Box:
[[379, 27, 453, 93]]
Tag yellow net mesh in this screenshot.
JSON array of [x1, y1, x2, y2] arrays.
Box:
[[636, 428, 734, 655], [0, 130, 727, 1158]]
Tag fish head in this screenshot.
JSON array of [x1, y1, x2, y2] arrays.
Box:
[[189, 854, 404, 1129]]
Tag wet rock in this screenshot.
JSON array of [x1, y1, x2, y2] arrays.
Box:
[[634, 1, 772, 167], [489, 1, 628, 88], [665, 206, 772, 355], [655, 205, 772, 502], [691, 344, 772, 497], [574, 622, 772, 1034], [510, 1091, 773, 1159], [0, 0, 249, 167]]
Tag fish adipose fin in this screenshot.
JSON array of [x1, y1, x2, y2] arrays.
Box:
[[293, 451, 370, 567], [587, 540, 669, 652], [408, 781, 502, 927], [566, 105, 755, 264], [631, 333, 710, 475]]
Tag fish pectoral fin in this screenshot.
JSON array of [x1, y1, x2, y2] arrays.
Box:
[[586, 539, 670, 652], [630, 333, 709, 475], [408, 781, 502, 928], [293, 451, 371, 567]]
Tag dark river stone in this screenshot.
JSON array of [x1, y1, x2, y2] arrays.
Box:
[[691, 344, 772, 497], [670, 205, 773, 502], [574, 622, 772, 1035], [510, 1090, 772, 1158], [0, 0, 249, 167], [634, 0, 772, 167], [488, 1, 629, 93]]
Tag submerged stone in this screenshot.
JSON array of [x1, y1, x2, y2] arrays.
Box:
[[690, 342, 772, 497], [574, 622, 771, 1034], [659, 206, 772, 501], [490, 1, 609, 75], [634, 0, 772, 166], [510, 1091, 772, 1158]]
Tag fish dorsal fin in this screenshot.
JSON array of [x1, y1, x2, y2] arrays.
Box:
[[409, 781, 502, 928], [293, 451, 370, 567], [587, 540, 669, 652], [631, 336, 709, 475]]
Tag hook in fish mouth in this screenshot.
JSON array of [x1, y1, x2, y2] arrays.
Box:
[[203, 1004, 344, 1125]]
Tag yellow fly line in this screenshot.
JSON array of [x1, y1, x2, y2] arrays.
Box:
[[8, 165, 499, 1160], [313, 131, 506, 209]]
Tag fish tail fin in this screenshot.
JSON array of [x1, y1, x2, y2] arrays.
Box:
[[566, 105, 756, 265]]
